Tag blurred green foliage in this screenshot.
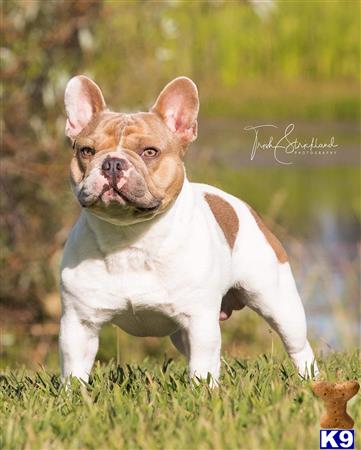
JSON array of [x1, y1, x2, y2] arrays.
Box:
[[1, 0, 359, 332], [93, 1, 359, 119]]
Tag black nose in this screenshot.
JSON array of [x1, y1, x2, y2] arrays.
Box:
[[102, 157, 128, 180]]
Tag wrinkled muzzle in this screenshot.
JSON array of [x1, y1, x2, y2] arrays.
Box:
[[75, 150, 163, 217]]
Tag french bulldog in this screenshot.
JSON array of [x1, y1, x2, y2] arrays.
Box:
[[60, 75, 318, 383]]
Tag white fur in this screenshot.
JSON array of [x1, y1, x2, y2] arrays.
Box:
[[60, 179, 318, 383]]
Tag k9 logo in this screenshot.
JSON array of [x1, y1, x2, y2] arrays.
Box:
[[320, 430, 354, 449]]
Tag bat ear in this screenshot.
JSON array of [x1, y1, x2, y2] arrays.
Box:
[[64, 75, 106, 139], [151, 77, 199, 144]]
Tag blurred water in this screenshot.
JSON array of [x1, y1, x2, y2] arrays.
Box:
[[194, 119, 360, 167], [305, 209, 360, 350]]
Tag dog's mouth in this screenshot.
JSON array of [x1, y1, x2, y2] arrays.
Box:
[[100, 183, 124, 203], [96, 183, 161, 212]]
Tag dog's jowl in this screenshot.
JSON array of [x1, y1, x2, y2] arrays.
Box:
[[60, 75, 318, 383]]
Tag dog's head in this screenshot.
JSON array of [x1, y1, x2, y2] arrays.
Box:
[[64, 76, 199, 224]]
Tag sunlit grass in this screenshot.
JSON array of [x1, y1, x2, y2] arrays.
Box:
[[1, 351, 360, 450]]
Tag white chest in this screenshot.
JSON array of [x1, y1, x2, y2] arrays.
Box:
[[61, 246, 185, 336]]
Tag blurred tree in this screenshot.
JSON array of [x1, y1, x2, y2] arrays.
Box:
[[1, 0, 103, 322]]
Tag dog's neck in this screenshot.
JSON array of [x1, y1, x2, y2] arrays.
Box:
[[84, 178, 194, 255]]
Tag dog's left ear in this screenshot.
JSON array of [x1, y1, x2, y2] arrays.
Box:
[[151, 77, 199, 144], [64, 75, 106, 139]]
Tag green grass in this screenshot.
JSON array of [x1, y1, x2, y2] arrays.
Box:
[[1, 351, 360, 450]]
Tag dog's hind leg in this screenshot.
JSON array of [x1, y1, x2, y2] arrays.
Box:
[[243, 262, 318, 377]]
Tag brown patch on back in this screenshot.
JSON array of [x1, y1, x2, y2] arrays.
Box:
[[248, 206, 288, 263], [204, 193, 239, 249]]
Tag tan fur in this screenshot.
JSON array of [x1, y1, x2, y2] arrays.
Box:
[[248, 207, 288, 263], [204, 193, 239, 250], [66, 76, 200, 218], [71, 111, 184, 211], [312, 381, 360, 429], [70, 157, 84, 184], [120, 113, 185, 210]]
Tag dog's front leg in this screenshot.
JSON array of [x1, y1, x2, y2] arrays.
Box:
[[59, 306, 99, 383], [187, 312, 221, 385]]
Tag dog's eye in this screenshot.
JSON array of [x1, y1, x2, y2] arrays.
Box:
[[141, 147, 159, 158], [80, 147, 95, 158]]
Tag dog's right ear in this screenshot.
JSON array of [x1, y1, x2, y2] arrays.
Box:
[[64, 75, 106, 139]]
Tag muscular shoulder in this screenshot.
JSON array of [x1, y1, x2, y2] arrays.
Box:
[[61, 213, 100, 271]]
